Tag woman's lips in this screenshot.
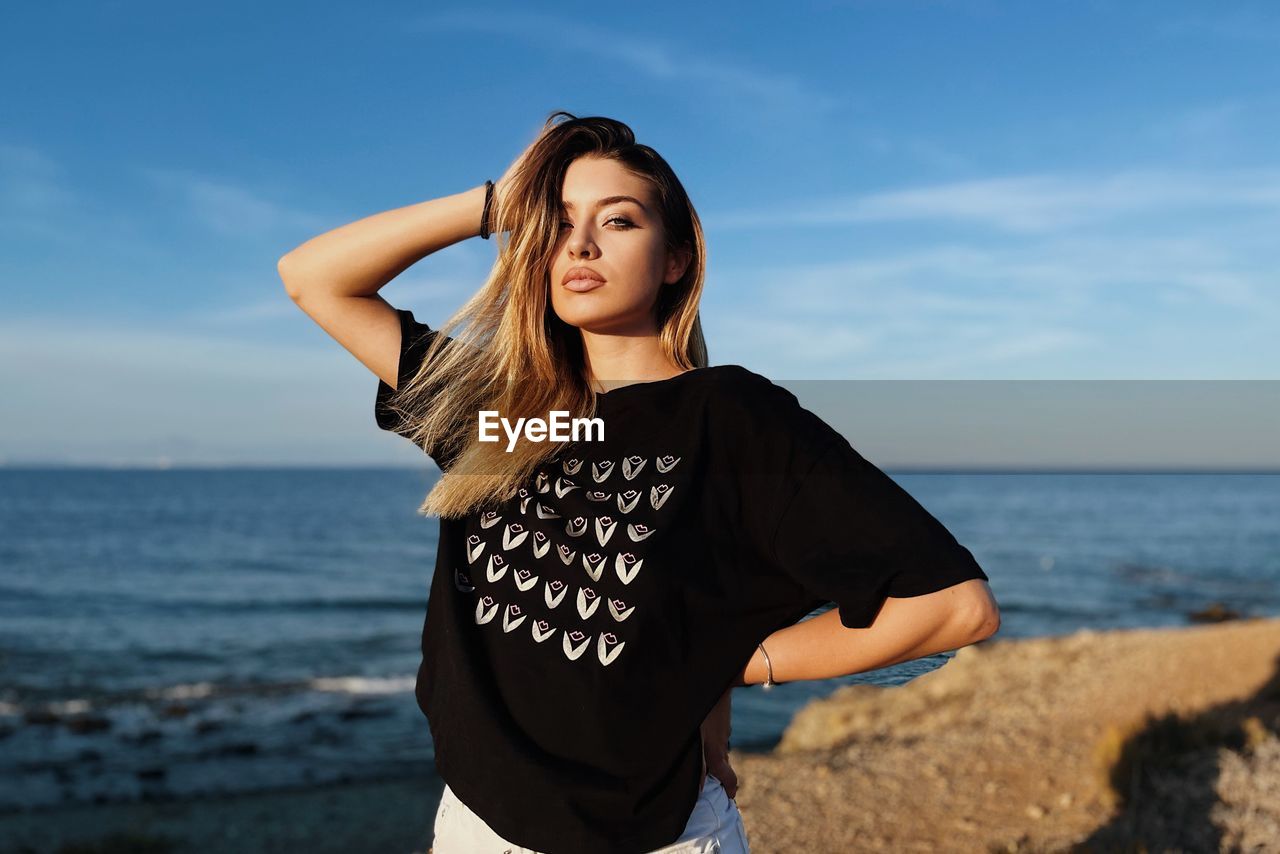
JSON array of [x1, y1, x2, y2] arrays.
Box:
[[564, 278, 605, 293]]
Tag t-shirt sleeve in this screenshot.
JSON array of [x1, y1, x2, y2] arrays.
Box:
[[373, 308, 454, 465], [766, 430, 989, 630]]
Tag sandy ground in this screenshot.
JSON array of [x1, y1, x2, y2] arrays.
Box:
[[3, 617, 1278, 853]]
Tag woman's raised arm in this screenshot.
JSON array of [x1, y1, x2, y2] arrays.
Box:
[[276, 183, 490, 389]]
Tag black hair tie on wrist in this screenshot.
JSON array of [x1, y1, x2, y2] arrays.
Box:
[[480, 179, 494, 239]]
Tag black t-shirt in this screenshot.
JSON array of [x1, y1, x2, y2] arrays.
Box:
[[374, 307, 989, 854]]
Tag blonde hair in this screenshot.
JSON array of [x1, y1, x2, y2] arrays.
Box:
[[383, 110, 708, 519]]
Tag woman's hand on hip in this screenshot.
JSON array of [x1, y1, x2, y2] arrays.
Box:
[[699, 686, 738, 799]]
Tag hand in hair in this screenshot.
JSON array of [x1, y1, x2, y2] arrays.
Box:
[[493, 144, 530, 219]]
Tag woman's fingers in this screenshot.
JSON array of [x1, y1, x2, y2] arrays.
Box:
[[707, 754, 739, 799]]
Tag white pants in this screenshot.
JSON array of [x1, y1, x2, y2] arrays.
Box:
[[431, 772, 751, 853]]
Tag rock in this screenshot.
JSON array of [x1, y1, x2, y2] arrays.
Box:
[[23, 708, 60, 726], [66, 715, 112, 734]]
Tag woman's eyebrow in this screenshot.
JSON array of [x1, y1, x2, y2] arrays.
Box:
[[560, 195, 648, 213]]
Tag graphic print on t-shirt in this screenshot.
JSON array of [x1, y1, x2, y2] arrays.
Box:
[[454, 453, 684, 668]]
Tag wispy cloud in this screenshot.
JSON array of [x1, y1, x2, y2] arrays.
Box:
[[1151, 100, 1249, 140], [201, 294, 302, 323], [137, 166, 330, 237], [0, 142, 79, 240], [202, 263, 494, 326], [710, 167, 1280, 233], [708, 272, 1102, 379], [700, 165, 1280, 377], [408, 9, 842, 116], [1155, 9, 1280, 45], [754, 231, 1273, 310]]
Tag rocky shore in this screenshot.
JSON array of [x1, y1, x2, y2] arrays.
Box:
[[3, 617, 1277, 853], [734, 616, 1280, 853]]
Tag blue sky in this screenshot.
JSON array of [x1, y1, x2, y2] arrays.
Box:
[[1, 1, 1277, 467]]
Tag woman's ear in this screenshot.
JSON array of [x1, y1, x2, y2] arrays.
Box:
[[665, 243, 693, 284]]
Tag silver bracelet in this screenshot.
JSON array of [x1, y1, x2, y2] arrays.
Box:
[[758, 641, 777, 690]]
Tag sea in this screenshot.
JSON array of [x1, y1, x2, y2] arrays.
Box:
[[1, 467, 1276, 813]]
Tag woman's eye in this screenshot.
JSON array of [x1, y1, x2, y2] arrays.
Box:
[[558, 216, 635, 230]]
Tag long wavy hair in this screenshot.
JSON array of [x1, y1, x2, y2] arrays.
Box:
[[382, 111, 709, 520]]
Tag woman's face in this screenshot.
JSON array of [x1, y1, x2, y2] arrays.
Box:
[[548, 156, 689, 335]]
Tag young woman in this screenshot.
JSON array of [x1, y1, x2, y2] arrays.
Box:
[[279, 111, 999, 854]]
